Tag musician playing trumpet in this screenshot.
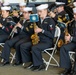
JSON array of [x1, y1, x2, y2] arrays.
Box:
[[59, 7, 76, 75]]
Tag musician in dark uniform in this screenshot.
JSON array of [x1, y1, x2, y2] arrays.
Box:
[[49, 2, 70, 48], [19, 3, 26, 17], [1, 7, 34, 66], [0, 6, 15, 43], [20, 4, 55, 71], [56, 0, 68, 5], [12, 8, 20, 23], [59, 7, 76, 75]]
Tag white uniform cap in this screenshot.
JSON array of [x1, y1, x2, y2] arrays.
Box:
[[3, 2, 10, 6], [73, 7, 76, 13], [23, 7, 32, 12], [36, 4, 48, 10], [73, 2, 76, 7], [55, 2, 65, 7], [19, 3, 26, 6], [1, 6, 11, 10]]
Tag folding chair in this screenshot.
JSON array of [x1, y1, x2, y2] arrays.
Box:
[[43, 26, 61, 70], [69, 51, 75, 62], [0, 31, 15, 63]]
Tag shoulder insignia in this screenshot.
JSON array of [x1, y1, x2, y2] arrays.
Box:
[[44, 22, 48, 24], [49, 24, 53, 30], [26, 27, 29, 31], [27, 20, 30, 22]]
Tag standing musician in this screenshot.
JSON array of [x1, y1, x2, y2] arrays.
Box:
[[0, 6, 15, 43], [59, 7, 76, 75], [49, 2, 70, 48], [20, 4, 55, 71], [1, 7, 34, 66]]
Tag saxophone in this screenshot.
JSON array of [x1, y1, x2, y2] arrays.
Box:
[[31, 23, 40, 45], [57, 19, 74, 47]]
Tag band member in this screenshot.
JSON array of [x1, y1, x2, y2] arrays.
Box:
[[59, 7, 76, 75], [12, 8, 20, 23], [49, 2, 70, 47], [20, 4, 55, 71], [19, 2, 26, 17], [1, 7, 34, 66], [0, 6, 15, 43]]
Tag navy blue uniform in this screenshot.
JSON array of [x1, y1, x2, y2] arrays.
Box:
[[0, 16, 15, 43], [20, 16, 55, 66], [53, 10, 69, 44], [1, 19, 34, 63], [60, 20, 76, 71]]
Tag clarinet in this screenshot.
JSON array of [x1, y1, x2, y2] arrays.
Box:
[[8, 21, 17, 39]]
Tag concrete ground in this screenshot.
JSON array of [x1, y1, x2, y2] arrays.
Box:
[[0, 48, 63, 75]]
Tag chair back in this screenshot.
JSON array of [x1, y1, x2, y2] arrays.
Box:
[[54, 26, 61, 49]]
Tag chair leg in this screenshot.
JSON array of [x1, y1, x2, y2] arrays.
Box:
[[69, 53, 75, 62], [10, 52, 16, 64], [43, 50, 59, 70], [1, 59, 4, 63]]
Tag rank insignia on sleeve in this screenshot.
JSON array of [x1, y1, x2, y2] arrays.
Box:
[[44, 22, 48, 24], [50, 25, 53, 30]]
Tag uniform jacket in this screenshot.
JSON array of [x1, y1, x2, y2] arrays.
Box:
[[37, 16, 55, 44], [0, 16, 15, 35]]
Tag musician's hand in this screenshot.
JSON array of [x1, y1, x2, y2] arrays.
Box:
[[14, 29, 17, 33], [65, 34, 71, 42], [35, 27, 42, 34], [0, 23, 2, 27], [49, 11, 56, 18], [16, 22, 22, 28]]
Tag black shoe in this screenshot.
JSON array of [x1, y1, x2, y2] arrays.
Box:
[[70, 71, 76, 75], [70, 70, 74, 75], [24, 62, 33, 69], [60, 69, 71, 75], [1, 61, 9, 66], [13, 62, 22, 66], [37, 64, 45, 71], [72, 71, 76, 75], [31, 66, 39, 71]]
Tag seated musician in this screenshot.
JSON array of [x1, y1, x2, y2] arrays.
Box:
[[59, 7, 76, 75], [0, 6, 15, 43], [49, 2, 70, 48], [20, 4, 55, 71], [12, 8, 20, 23], [1, 7, 34, 66], [19, 3, 26, 17]]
